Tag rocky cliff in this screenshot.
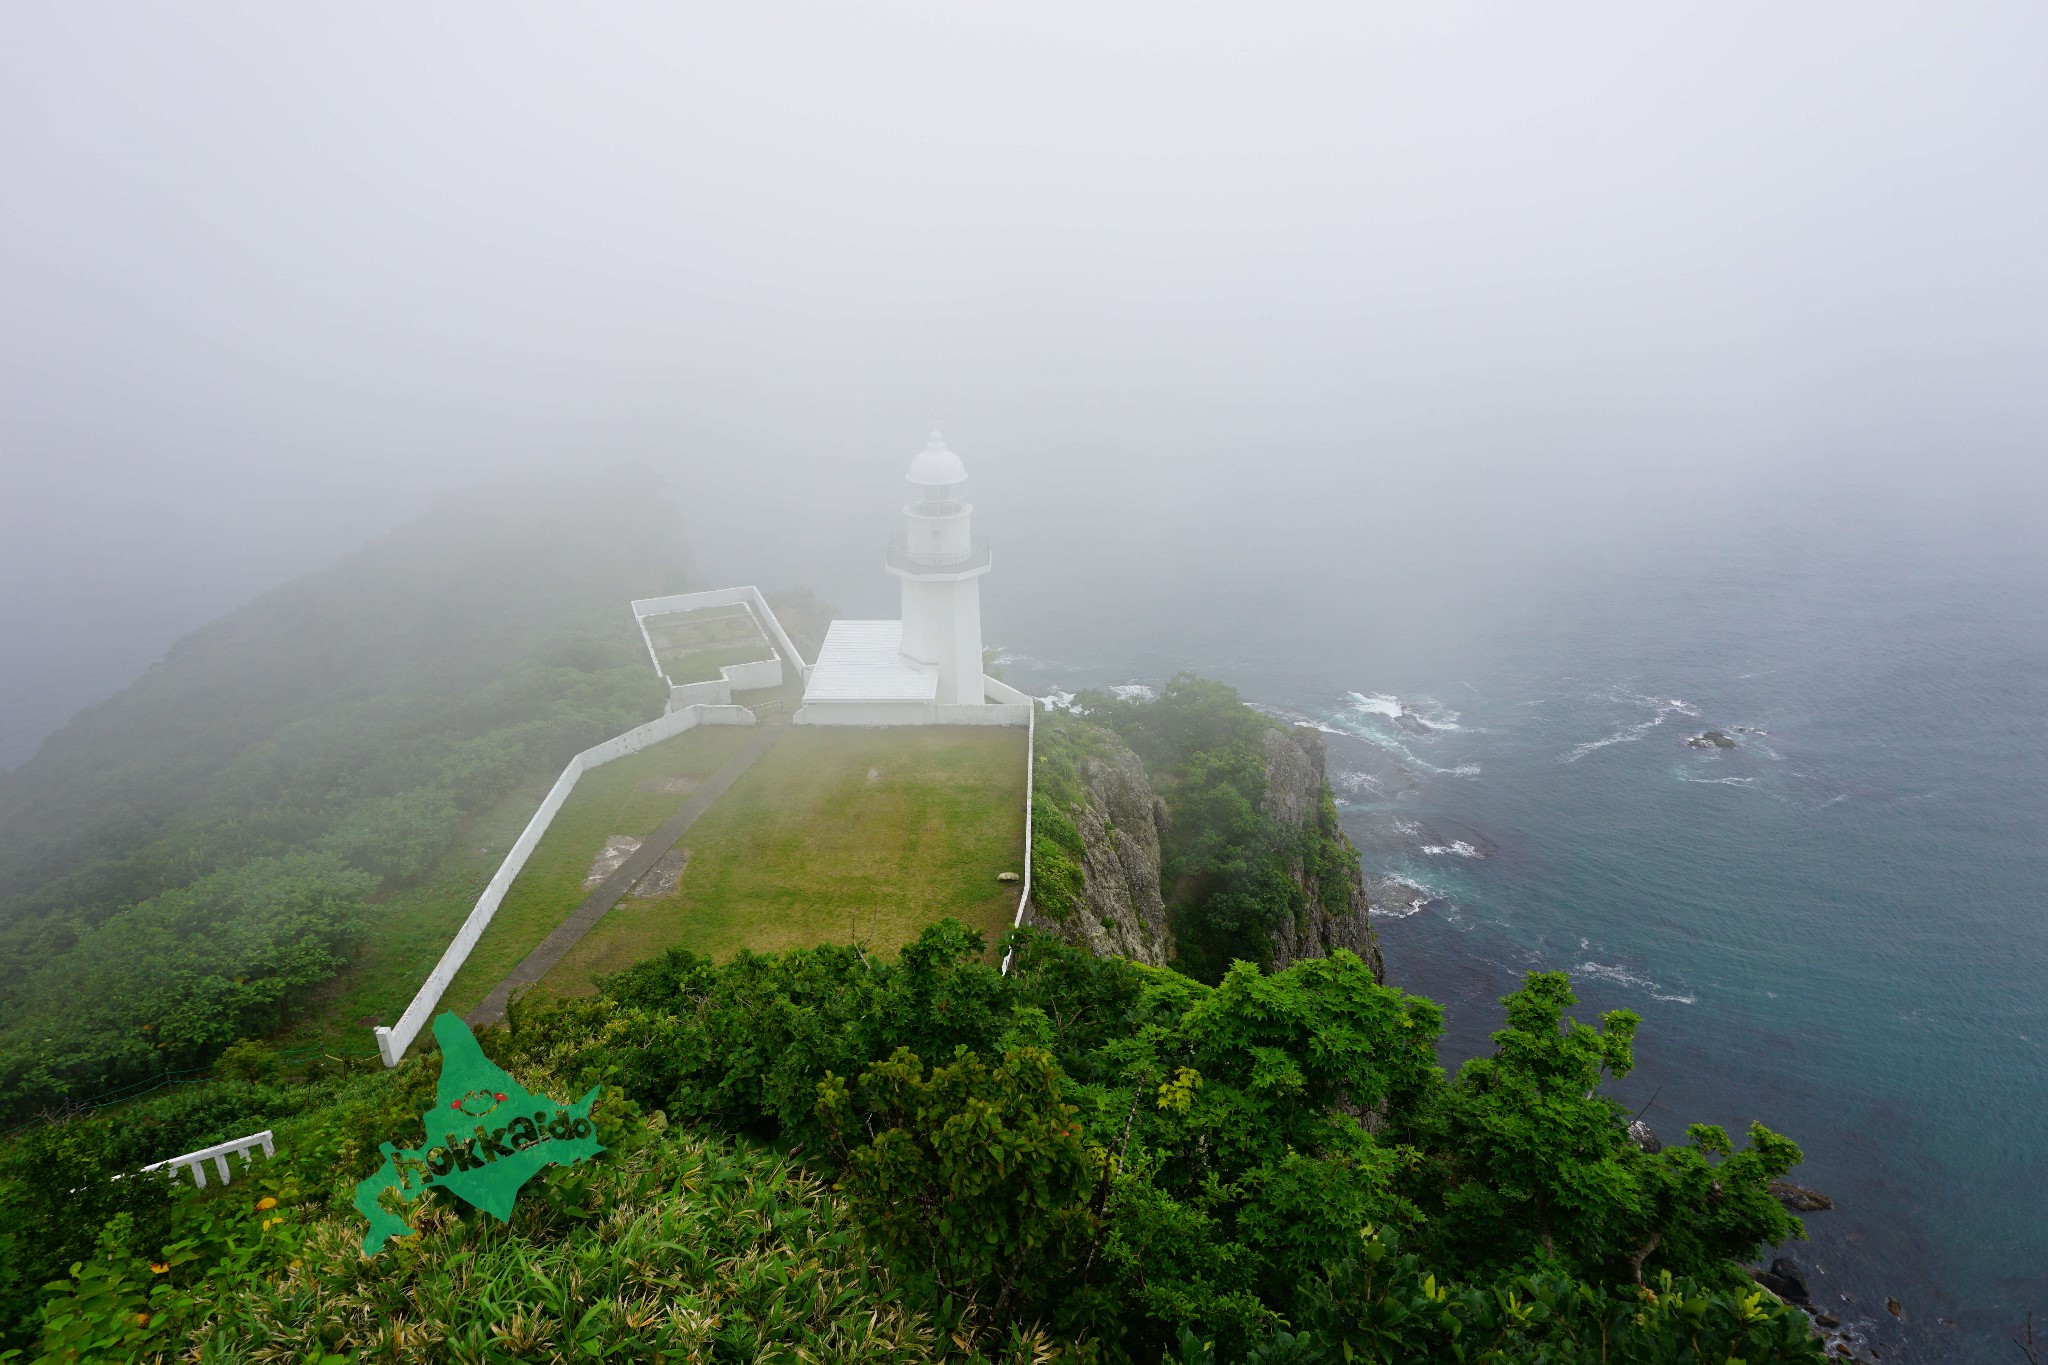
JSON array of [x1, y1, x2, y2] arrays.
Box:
[[1029, 710, 1381, 980], [1026, 719, 1174, 966], [1258, 725, 1384, 980]]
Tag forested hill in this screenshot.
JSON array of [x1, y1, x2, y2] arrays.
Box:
[[0, 471, 699, 1116]]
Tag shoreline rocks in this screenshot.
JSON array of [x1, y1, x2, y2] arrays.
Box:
[[1769, 1180, 1835, 1212]]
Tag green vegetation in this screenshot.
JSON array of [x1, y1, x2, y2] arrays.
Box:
[[3, 923, 1823, 1362], [435, 724, 756, 1016], [0, 476, 696, 1122], [1023, 710, 1103, 928], [544, 726, 1027, 990], [1060, 676, 1364, 981]]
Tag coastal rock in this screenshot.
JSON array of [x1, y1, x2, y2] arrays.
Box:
[[1754, 1257, 1811, 1306], [1035, 723, 1175, 966], [1688, 730, 1738, 749], [1627, 1118, 1662, 1153], [1261, 726, 1385, 982], [1769, 1180, 1835, 1212]]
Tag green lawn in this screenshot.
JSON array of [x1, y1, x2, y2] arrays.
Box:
[[664, 641, 776, 684], [429, 724, 758, 1017], [542, 727, 1028, 993]]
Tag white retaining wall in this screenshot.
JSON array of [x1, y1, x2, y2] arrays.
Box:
[[669, 678, 733, 708], [933, 702, 1033, 726], [372, 702, 756, 1066], [631, 586, 813, 687], [723, 656, 783, 691]]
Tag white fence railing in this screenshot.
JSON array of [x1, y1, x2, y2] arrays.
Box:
[[372, 702, 756, 1066], [987, 675, 1036, 974], [142, 1129, 275, 1189]]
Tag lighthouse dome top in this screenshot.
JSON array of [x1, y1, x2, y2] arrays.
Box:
[[905, 431, 968, 487]]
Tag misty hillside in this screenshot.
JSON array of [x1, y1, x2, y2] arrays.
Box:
[[0, 472, 701, 1114]]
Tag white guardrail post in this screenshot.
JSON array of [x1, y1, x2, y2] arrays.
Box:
[[997, 679, 1036, 975], [140, 1129, 275, 1189]]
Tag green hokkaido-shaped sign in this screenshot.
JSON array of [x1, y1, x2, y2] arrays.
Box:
[[353, 1012, 604, 1254]]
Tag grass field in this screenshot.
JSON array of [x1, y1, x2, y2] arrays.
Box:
[[428, 724, 758, 1016], [541, 727, 1028, 993]]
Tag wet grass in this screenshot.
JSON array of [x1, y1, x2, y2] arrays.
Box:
[[433, 724, 757, 1017], [543, 726, 1027, 992]]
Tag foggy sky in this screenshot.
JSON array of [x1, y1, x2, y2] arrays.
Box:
[[4, 2, 2046, 763]]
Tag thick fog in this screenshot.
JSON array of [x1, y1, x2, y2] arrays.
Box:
[[4, 2, 2045, 763]]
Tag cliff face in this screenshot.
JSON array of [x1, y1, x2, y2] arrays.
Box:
[[1035, 709, 1383, 982], [1257, 726, 1386, 981], [1029, 721, 1174, 966]]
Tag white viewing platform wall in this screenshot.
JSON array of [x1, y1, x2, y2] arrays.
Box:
[[632, 586, 807, 710]]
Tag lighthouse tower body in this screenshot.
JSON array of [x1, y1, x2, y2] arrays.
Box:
[[797, 432, 1021, 726], [890, 434, 989, 706]]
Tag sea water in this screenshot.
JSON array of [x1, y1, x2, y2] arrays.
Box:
[[996, 487, 2048, 1363]]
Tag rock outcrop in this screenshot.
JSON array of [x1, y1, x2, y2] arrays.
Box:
[[1031, 723, 1174, 966], [1260, 726, 1385, 981]]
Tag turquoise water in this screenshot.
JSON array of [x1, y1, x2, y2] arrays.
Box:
[[997, 490, 2048, 1361]]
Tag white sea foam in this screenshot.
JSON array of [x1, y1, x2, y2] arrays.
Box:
[[1109, 683, 1157, 701], [1562, 720, 1662, 762], [1422, 840, 1483, 858], [1677, 774, 1756, 786], [1347, 691, 1402, 719], [1368, 874, 1439, 918], [1040, 689, 1077, 711], [1562, 692, 1701, 763], [1574, 961, 1695, 1005]]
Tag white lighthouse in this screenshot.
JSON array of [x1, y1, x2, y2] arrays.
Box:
[[891, 432, 990, 706], [796, 432, 1029, 727]]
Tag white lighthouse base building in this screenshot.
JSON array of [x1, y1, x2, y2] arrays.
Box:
[[796, 433, 1033, 728]]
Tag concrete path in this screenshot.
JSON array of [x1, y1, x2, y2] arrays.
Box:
[[467, 712, 789, 1028]]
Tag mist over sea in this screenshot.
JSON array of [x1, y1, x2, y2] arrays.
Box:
[[991, 480, 2048, 1364]]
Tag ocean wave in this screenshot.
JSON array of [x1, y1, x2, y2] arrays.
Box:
[[1422, 840, 1484, 858], [1676, 773, 1756, 786], [1109, 683, 1157, 701], [1367, 873, 1441, 919], [1562, 692, 1700, 763], [1345, 690, 1466, 732], [1347, 691, 1401, 719], [1573, 961, 1696, 1005]]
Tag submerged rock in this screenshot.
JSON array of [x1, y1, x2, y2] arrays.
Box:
[[1769, 1180, 1835, 1211], [1755, 1257, 1812, 1305]]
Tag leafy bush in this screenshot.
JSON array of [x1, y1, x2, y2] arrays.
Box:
[[0, 855, 374, 1113], [488, 921, 1817, 1363]]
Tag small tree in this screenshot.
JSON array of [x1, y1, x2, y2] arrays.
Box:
[[818, 1045, 1097, 1341]]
